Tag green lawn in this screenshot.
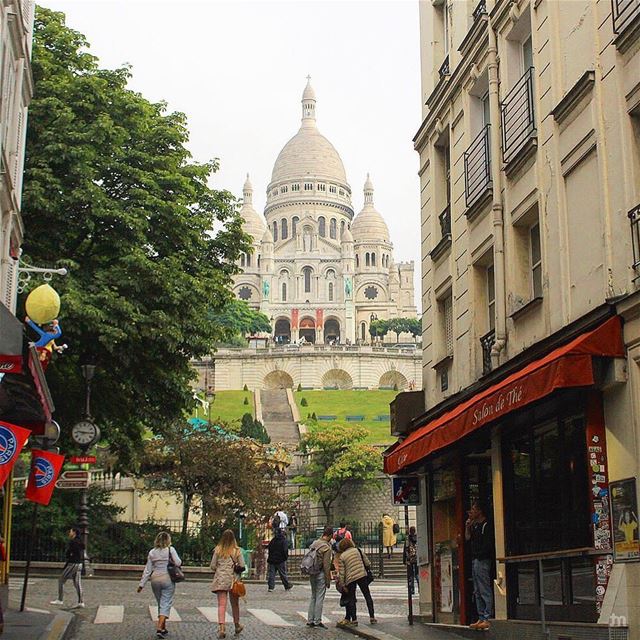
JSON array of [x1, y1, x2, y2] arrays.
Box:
[[294, 390, 397, 445], [194, 390, 254, 429]]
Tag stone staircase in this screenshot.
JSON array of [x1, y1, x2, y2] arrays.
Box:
[[381, 551, 409, 579], [260, 389, 300, 445]]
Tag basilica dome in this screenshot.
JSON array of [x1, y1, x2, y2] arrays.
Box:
[[351, 174, 390, 243]]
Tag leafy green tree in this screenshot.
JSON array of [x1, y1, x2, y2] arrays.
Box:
[[20, 8, 250, 466], [214, 298, 272, 342], [388, 318, 410, 342], [406, 318, 422, 341], [369, 319, 389, 341], [295, 424, 381, 521]]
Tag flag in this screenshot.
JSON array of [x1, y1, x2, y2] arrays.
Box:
[[25, 449, 65, 506], [0, 421, 31, 487]]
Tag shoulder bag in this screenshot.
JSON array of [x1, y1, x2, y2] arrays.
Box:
[[358, 548, 374, 585], [231, 552, 246, 598], [167, 547, 185, 583]]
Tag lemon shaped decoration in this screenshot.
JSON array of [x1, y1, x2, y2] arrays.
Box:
[[25, 284, 61, 324]]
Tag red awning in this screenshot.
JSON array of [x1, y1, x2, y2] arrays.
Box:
[[384, 316, 625, 475]]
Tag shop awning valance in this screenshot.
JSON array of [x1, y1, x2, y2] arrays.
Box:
[[384, 316, 625, 475]]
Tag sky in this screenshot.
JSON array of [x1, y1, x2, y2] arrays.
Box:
[[38, 0, 422, 303]]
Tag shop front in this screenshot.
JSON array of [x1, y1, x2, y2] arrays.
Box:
[[385, 315, 626, 629]]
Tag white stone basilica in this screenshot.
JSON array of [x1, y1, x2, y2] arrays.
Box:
[[234, 79, 416, 345]]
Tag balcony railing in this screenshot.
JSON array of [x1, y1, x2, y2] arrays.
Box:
[[501, 67, 536, 165], [612, 0, 640, 35], [439, 205, 451, 237], [439, 55, 450, 80], [480, 329, 495, 376], [630, 205, 640, 279], [473, 0, 488, 21], [464, 125, 492, 209]]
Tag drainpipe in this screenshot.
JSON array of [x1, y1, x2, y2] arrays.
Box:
[[487, 20, 507, 367]]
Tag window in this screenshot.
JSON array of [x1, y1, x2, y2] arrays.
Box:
[[318, 183, 326, 192], [257, 255, 261, 268], [365, 253, 370, 267], [361, 322, 367, 342], [443, 294, 453, 356], [246, 253, 251, 267], [329, 185, 337, 193], [522, 35, 533, 73], [292, 216, 299, 237], [272, 221, 278, 241], [303, 267, 312, 293], [530, 223, 542, 298], [304, 183, 313, 191], [330, 218, 337, 239], [281, 218, 288, 240], [280, 186, 288, 194], [281, 282, 287, 302], [272, 189, 278, 196], [356, 254, 360, 267], [487, 264, 495, 331], [328, 282, 334, 301], [292, 183, 300, 192], [339, 188, 345, 196], [371, 253, 376, 267], [318, 217, 326, 237], [341, 220, 345, 234], [435, 133, 451, 238], [240, 254, 245, 267]]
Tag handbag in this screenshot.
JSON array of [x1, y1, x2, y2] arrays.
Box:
[[231, 552, 246, 597], [167, 548, 185, 583], [358, 548, 374, 585]]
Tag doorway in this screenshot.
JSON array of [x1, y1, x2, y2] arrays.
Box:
[[299, 317, 316, 343]]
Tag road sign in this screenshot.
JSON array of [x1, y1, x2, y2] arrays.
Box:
[[69, 456, 96, 465], [55, 478, 90, 490], [60, 470, 89, 480]]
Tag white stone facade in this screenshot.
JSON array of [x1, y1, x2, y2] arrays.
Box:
[[233, 80, 416, 345]]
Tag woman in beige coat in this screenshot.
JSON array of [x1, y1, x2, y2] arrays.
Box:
[[210, 529, 245, 638], [381, 514, 397, 558]]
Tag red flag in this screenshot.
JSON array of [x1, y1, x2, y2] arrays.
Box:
[[25, 449, 65, 506], [0, 421, 31, 487]]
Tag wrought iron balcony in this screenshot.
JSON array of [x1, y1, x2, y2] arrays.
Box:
[[473, 0, 487, 21], [439, 55, 450, 80], [480, 329, 495, 376], [612, 0, 640, 35], [501, 67, 536, 165], [464, 125, 492, 209], [630, 205, 640, 279], [439, 205, 451, 238]]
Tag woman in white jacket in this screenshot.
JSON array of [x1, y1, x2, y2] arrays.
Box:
[[137, 531, 182, 639]]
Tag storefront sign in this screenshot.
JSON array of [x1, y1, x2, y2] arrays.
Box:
[[610, 478, 640, 562], [392, 476, 421, 505]]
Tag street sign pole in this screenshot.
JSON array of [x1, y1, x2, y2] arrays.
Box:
[[405, 505, 414, 625], [19, 502, 38, 612]]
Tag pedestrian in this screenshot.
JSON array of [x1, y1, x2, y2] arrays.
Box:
[[267, 527, 293, 592], [271, 508, 288, 536], [465, 502, 495, 631], [303, 525, 333, 628], [289, 511, 298, 550], [336, 538, 376, 627], [381, 513, 397, 558], [210, 529, 246, 638], [50, 526, 85, 609], [403, 526, 419, 595], [137, 531, 181, 639], [332, 521, 352, 551]]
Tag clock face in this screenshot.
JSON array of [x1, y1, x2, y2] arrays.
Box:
[[71, 420, 99, 446]]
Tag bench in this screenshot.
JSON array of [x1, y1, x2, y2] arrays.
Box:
[[318, 415, 337, 421], [346, 415, 364, 422], [372, 415, 390, 422]]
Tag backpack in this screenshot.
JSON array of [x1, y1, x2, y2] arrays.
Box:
[[301, 544, 324, 576], [392, 523, 400, 534], [332, 529, 346, 552]]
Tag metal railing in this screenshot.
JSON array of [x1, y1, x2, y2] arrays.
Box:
[[439, 55, 450, 80], [464, 125, 492, 208], [480, 329, 496, 376], [473, 0, 487, 21], [501, 67, 536, 165], [630, 205, 640, 279], [612, 0, 640, 34], [439, 205, 451, 238]]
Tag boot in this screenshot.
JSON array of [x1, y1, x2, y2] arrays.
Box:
[[218, 623, 226, 638], [234, 622, 244, 635]]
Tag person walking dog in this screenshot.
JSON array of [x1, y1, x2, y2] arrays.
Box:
[[267, 527, 293, 592], [210, 529, 246, 638], [137, 531, 182, 639], [336, 538, 376, 627], [50, 527, 85, 609]]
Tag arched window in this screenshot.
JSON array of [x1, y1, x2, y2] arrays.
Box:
[[292, 216, 299, 236], [356, 254, 360, 267], [281, 218, 288, 239], [371, 253, 376, 266], [281, 282, 287, 302], [328, 282, 334, 302], [330, 218, 337, 239], [257, 255, 261, 269], [318, 217, 326, 237], [246, 253, 251, 267], [240, 254, 245, 267], [366, 253, 370, 267], [341, 220, 345, 235], [361, 322, 367, 342], [303, 267, 312, 293], [272, 221, 278, 241]]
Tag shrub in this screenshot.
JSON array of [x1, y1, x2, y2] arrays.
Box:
[[297, 383, 302, 392], [243, 397, 249, 405], [311, 412, 317, 421], [300, 397, 308, 407], [393, 383, 398, 391], [243, 384, 249, 391]]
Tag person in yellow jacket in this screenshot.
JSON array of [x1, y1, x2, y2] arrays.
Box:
[[381, 514, 397, 558]]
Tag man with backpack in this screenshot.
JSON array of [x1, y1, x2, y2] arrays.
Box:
[[302, 525, 334, 628]]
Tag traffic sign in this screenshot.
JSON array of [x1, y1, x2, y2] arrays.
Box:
[[60, 470, 89, 480], [55, 478, 90, 490], [69, 456, 97, 465]]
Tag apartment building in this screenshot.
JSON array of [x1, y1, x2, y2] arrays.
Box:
[[386, 0, 640, 637]]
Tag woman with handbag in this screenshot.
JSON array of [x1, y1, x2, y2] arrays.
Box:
[[210, 529, 246, 638], [335, 537, 376, 627], [137, 531, 182, 639]]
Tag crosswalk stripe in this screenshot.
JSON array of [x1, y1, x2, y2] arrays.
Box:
[[197, 607, 233, 623], [297, 611, 331, 624], [247, 608, 295, 627], [148, 605, 181, 622], [94, 605, 124, 624]]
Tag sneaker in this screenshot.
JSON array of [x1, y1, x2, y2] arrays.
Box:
[[268, 588, 274, 592], [350, 620, 359, 627], [315, 622, 328, 629], [49, 600, 64, 606], [306, 622, 315, 627], [71, 602, 85, 609], [336, 619, 350, 628], [370, 618, 378, 624], [476, 620, 491, 630], [159, 630, 168, 637], [285, 585, 294, 591]]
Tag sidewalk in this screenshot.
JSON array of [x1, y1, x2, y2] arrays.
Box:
[[3, 606, 73, 640], [341, 619, 466, 640]]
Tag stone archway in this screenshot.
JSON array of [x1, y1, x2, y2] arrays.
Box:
[[264, 370, 294, 389], [322, 369, 353, 390], [299, 317, 316, 344], [379, 370, 408, 391], [274, 317, 291, 344], [324, 318, 340, 344]]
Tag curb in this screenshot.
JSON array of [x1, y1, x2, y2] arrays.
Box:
[[38, 611, 74, 640]]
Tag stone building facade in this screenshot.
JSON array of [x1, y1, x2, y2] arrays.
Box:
[[233, 79, 416, 345], [385, 0, 640, 636]]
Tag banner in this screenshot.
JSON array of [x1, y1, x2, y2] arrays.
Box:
[[0, 421, 31, 487], [25, 449, 65, 506]]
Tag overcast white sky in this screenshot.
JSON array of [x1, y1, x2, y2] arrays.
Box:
[[38, 0, 422, 304]]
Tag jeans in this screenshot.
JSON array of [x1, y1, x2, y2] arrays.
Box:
[[58, 562, 83, 603], [151, 576, 175, 618], [267, 561, 291, 590], [471, 558, 493, 621], [345, 577, 375, 621], [307, 573, 327, 624]]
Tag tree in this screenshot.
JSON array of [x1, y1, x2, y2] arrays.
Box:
[[388, 318, 410, 342], [213, 299, 272, 342], [369, 319, 389, 341], [406, 318, 422, 341], [239, 413, 271, 444], [21, 9, 251, 467], [295, 424, 381, 521]]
